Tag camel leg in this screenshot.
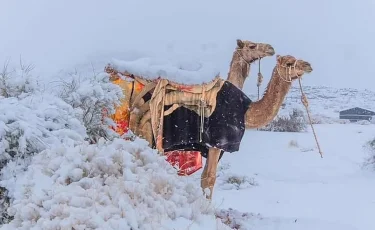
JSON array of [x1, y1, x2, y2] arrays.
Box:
[[201, 147, 221, 200]]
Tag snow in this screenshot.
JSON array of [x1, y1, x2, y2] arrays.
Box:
[[109, 58, 221, 84], [207, 124, 375, 229], [1, 138, 215, 230], [3, 76, 375, 229]]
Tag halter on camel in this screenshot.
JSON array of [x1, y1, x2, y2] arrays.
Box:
[[235, 45, 263, 100], [276, 60, 323, 158]]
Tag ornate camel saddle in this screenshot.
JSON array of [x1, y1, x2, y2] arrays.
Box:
[[105, 64, 227, 176], [105, 64, 226, 147]]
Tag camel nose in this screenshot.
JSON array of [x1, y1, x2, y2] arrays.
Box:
[[266, 46, 275, 56], [304, 62, 313, 73]]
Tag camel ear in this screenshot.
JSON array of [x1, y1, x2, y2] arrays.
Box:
[[236, 39, 244, 48], [276, 55, 282, 64]]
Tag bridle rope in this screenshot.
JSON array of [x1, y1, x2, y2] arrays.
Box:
[[257, 59, 263, 100], [235, 44, 264, 100], [276, 60, 323, 158]]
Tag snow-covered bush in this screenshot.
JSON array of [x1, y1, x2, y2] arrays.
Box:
[[0, 95, 86, 162], [260, 108, 307, 132], [310, 114, 349, 124], [0, 62, 123, 225], [218, 174, 258, 190], [0, 61, 87, 168], [0, 138, 213, 230], [0, 91, 87, 224], [215, 161, 258, 191], [355, 120, 371, 125], [54, 70, 123, 143], [215, 208, 263, 230], [0, 60, 39, 99], [363, 138, 375, 169]]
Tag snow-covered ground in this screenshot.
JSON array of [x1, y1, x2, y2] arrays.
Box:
[[2, 78, 375, 229], [207, 124, 375, 229]]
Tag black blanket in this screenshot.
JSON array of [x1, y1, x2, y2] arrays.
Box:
[[161, 81, 252, 159]]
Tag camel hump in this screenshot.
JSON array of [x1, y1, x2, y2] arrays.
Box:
[[107, 58, 221, 85]]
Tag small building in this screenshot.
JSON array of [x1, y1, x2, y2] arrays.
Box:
[[339, 107, 375, 122]]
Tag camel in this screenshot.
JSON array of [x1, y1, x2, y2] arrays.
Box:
[[104, 39, 313, 200], [200, 54, 313, 199]]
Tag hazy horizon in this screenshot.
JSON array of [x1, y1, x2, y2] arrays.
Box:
[[1, 0, 375, 93]]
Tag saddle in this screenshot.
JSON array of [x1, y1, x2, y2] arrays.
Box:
[[105, 64, 225, 150], [105, 64, 227, 176]]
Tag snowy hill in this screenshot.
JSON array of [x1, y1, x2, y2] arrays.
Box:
[[248, 85, 375, 122]]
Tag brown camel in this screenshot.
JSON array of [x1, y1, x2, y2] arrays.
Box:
[[245, 54, 313, 128], [104, 39, 313, 200], [201, 54, 313, 199]]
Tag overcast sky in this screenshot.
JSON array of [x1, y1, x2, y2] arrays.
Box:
[[1, 0, 374, 93]]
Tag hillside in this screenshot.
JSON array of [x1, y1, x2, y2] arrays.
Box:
[[249, 85, 375, 121]]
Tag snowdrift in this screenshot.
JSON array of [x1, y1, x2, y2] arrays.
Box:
[[0, 138, 214, 230], [0, 62, 225, 229]]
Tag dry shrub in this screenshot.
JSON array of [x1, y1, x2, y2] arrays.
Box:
[[260, 108, 307, 132]]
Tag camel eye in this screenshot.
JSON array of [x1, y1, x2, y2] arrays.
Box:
[[248, 44, 257, 49]]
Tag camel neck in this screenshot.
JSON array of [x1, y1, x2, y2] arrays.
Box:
[[226, 52, 250, 90], [259, 66, 292, 110], [244, 66, 293, 129]]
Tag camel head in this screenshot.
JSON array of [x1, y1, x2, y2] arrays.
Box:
[[236, 39, 275, 63], [276, 55, 313, 81]]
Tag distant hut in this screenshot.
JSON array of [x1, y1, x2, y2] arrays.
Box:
[[339, 107, 375, 122]]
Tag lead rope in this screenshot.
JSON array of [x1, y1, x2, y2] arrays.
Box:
[[277, 63, 323, 158], [257, 58, 263, 100], [256, 58, 263, 131], [199, 84, 207, 142], [298, 78, 323, 158]]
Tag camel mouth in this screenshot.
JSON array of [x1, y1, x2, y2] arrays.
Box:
[[298, 60, 313, 73], [304, 64, 313, 73]]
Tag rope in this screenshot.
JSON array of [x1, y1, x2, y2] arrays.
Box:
[[235, 50, 253, 67], [276, 61, 323, 158], [199, 84, 207, 142], [298, 78, 323, 158], [257, 58, 263, 100], [256, 58, 263, 131]]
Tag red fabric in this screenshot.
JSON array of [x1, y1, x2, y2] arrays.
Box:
[[115, 120, 129, 133], [165, 150, 202, 176]]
